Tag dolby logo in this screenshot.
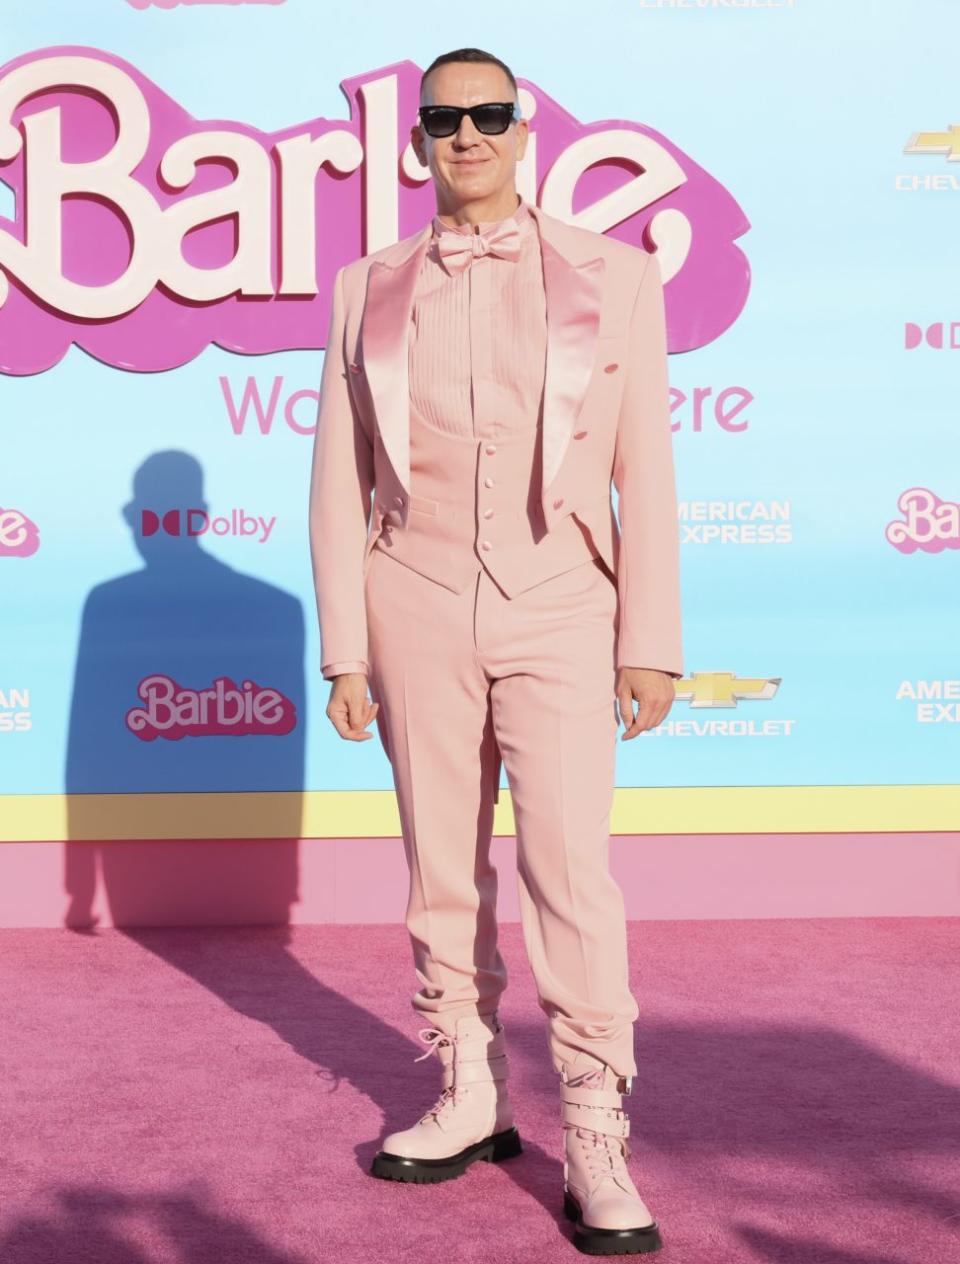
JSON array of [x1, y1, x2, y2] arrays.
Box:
[[140, 508, 276, 543], [904, 322, 960, 350]]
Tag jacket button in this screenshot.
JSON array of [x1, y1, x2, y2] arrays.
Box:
[[604, 362, 619, 373], [394, 495, 404, 505], [484, 444, 497, 455], [574, 430, 587, 439], [484, 476, 495, 488], [348, 363, 362, 374], [483, 508, 494, 519], [480, 540, 492, 550], [553, 498, 564, 509]]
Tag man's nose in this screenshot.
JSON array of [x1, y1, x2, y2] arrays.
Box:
[[454, 116, 483, 145]]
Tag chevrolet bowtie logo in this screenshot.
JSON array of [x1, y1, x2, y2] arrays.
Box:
[[904, 124, 960, 161], [673, 671, 781, 708]]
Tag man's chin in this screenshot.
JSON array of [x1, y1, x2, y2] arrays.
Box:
[[447, 178, 500, 199]]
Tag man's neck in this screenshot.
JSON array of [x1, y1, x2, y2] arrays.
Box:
[[436, 191, 522, 233]]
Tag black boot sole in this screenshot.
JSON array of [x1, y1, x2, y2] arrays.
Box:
[[370, 1126, 523, 1183], [563, 1189, 663, 1255]]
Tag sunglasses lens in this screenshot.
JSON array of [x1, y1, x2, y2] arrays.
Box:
[[474, 105, 513, 134], [422, 108, 459, 137]]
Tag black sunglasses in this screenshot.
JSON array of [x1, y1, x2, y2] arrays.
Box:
[[418, 102, 518, 138]]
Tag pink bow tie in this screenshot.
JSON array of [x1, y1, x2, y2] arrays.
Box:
[[435, 220, 522, 275]]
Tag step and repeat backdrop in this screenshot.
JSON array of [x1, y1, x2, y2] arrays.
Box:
[[1, 1, 957, 844]]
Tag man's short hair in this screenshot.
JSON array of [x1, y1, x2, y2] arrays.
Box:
[[420, 48, 518, 105]]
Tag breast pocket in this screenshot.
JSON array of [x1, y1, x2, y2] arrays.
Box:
[[409, 495, 439, 516]]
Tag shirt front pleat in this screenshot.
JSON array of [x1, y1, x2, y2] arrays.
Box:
[[408, 202, 547, 440]]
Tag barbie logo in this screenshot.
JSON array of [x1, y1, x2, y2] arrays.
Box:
[[885, 487, 960, 554], [125, 673, 297, 741], [0, 47, 748, 374], [0, 506, 40, 556]]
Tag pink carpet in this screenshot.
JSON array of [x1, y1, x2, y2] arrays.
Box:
[[1, 918, 958, 1262]]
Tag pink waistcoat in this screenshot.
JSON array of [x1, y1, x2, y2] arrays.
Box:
[[374, 408, 599, 596], [372, 197, 600, 597]]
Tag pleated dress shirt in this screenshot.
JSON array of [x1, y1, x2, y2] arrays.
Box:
[[409, 196, 548, 438]]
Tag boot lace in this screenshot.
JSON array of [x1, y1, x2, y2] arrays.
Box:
[[580, 1121, 632, 1177], [568, 1068, 633, 1177], [413, 1026, 467, 1123], [413, 1027, 452, 1062]]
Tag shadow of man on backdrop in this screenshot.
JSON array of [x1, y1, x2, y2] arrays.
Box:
[[64, 450, 305, 930]]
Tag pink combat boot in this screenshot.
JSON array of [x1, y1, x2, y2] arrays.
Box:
[[559, 1052, 663, 1255], [370, 1011, 522, 1183]]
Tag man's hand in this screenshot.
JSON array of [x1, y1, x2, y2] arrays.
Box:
[[615, 666, 676, 740], [326, 672, 379, 741]]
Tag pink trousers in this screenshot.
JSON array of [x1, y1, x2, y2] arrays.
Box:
[[363, 546, 640, 1078]]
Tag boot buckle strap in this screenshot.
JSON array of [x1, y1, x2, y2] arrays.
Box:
[[451, 1035, 506, 1063], [452, 1053, 509, 1086], [560, 1082, 625, 1109], [561, 1101, 630, 1138]]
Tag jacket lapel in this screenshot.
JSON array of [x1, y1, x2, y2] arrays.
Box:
[[359, 202, 605, 516], [531, 206, 605, 492]]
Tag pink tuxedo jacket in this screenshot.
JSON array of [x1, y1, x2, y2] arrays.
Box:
[[309, 201, 684, 681]]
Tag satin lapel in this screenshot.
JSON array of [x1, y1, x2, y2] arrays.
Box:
[[359, 225, 432, 501], [527, 204, 605, 494]]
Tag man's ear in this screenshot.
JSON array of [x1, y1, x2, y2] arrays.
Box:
[[410, 125, 428, 167], [514, 119, 529, 163]]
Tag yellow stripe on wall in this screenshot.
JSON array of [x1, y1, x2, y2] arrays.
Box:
[[0, 785, 957, 842]]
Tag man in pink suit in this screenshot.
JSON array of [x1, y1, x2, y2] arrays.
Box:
[[309, 47, 682, 1255]]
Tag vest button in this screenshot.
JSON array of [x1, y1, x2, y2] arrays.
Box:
[[573, 430, 588, 439], [480, 540, 492, 550], [604, 362, 619, 374], [482, 508, 494, 519], [394, 495, 404, 505], [484, 476, 495, 488], [484, 444, 497, 455], [553, 498, 564, 509]]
